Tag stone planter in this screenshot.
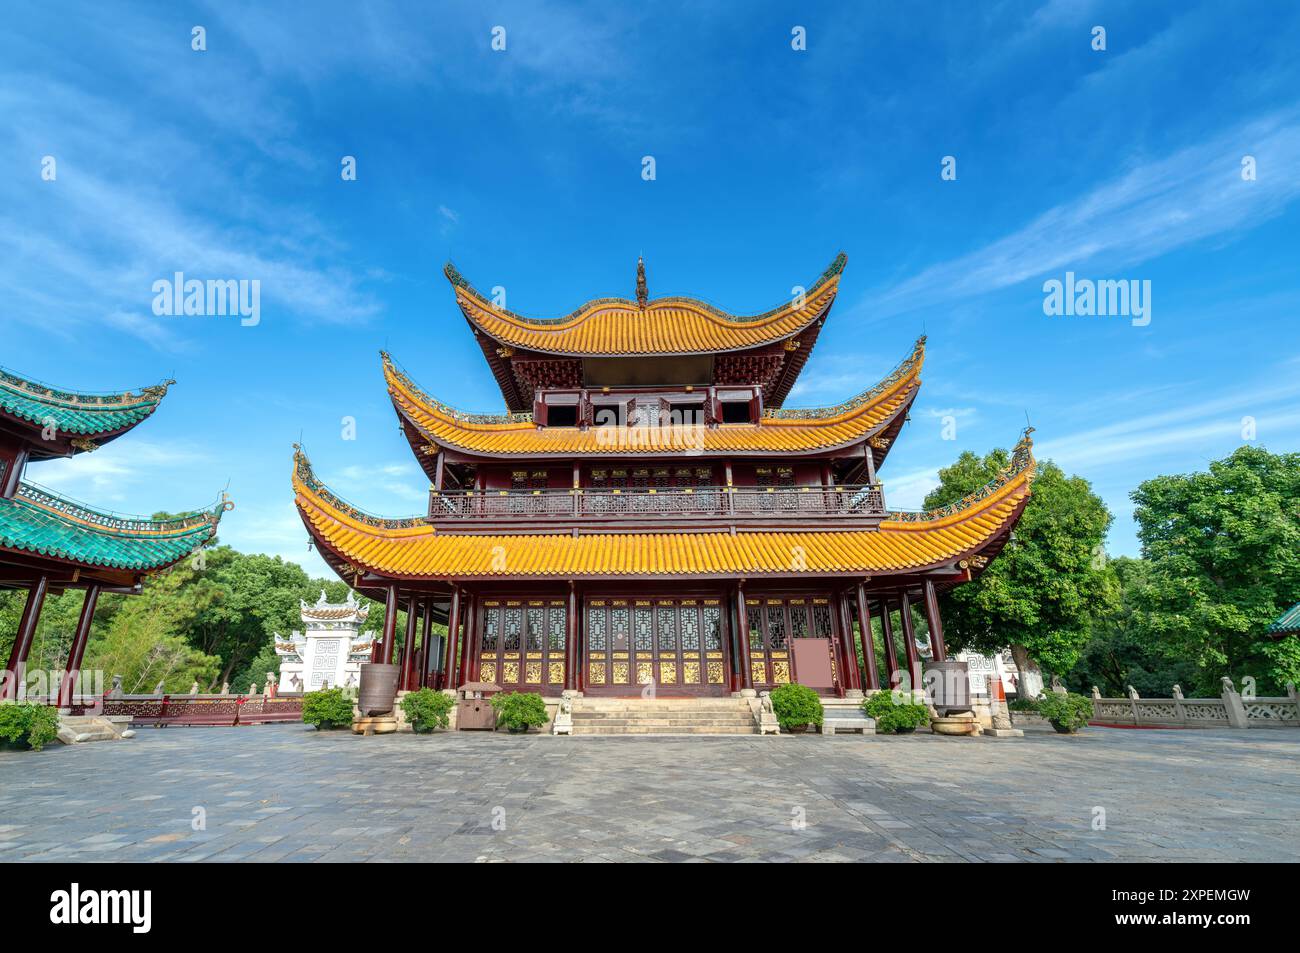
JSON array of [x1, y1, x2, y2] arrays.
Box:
[[930, 715, 977, 736]]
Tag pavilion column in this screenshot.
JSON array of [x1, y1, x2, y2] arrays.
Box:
[[735, 587, 753, 690], [441, 588, 461, 690], [878, 597, 902, 690], [1, 575, 49, 701], [855, 582, 880, 690], [565, 583, 579, 691], [380, 584, 398, 666], [897, 588, 922, 692], [457, 593, 476, 687], [922, 579, 948, 661], [400, 595, 418, 690], [419, 597, 435, 687], [58, 584, 101, 708], [833, 592, 855, 696]]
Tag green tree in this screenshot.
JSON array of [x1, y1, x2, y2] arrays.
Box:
[[1067, 556, 1197, 697], [923, 446, 1114, 687], [1129, 445, 1300, 695]]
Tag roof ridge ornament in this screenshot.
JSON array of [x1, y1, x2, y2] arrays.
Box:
[[636, 256, 648, 310]]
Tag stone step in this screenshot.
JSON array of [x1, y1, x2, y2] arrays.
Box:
[[570, 717, 755, 727], [572, 724, 756, 735], [574, 709, 752, 719]]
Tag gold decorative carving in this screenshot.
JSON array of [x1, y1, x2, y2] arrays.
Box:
[[503, 662, 519, 682], [548, 662, 565, 684], [659, 662, 677, 684], [480, 662, 497, 683], [707, 661, 725, 684], [613, 662, 630, 683], [684, 662, 701, 683], [589, 662, 606, 684], [752, 662, 768, 683], [772, 662, 791, 684], [636, 662, 654, 683]]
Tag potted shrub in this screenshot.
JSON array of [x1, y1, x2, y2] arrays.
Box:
[[401, 687, 454, 733], [1037, 691, 1094, 734], [769, 683, 824, 733], [301, 687, 355, 730], [490, 692, 548, 734], [0, 702, 59, 751], [864, 691, 930, 734]]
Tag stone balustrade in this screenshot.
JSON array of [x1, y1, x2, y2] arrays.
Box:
[[1089, 678, 1299, 729]]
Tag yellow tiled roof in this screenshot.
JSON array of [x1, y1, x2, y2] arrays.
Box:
[[383, 336, 925, 457], [445, 254, 845, 356], [291, 432, 1035, 580]]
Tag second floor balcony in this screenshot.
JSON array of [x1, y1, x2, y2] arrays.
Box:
[[427, 483, 886, 526]]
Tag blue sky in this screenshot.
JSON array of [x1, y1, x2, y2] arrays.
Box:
[[4, 0, 1299, 579]]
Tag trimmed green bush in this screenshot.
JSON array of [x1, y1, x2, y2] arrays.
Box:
[[0, 702, 60, 751], [401, 688, 453, 733], [769, 683, 824, 732], [863, 691, 930, 734], [1008, 696, 1040, 713], [1037, 691, 1094, 733], [302, 687, 354, 730], [489, 692, 548, 733]]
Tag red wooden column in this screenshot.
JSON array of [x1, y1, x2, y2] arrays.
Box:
[[457, 593, 476, 687], [878, 596, 902, 689], [735, 587, 753, 690], [855, 582, 880, 690], [922, 579, 948, 661], [58, 584, 101, 707], [897, 588, 922, 691], [399, 595, 419, 689], [441, 588, 461, 689], [1, 575, 49, 701], [377, 584, 398, 665], [836, 590, 860, 693], [419, 597, 435, 687], [565, 583, 579, 691]]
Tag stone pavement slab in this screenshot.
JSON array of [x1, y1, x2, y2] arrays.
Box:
[[1, 725, 1297, 862]]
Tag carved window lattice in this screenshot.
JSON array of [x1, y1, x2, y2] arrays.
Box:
[[766, 606, 787, 650], [526, 608, 544, 652], [482, 607, 501, 652], [748, 606, 763, 651], [812, 603, 834, 638], [548, 607, 566, 651], [681, 607, 700, 650], [611, 605, 629, 649], [587, 607, 607, 651], [702, 606, 722, 651], [656, 606, 677, 650], [790, 602, 809, 638], [504, 607, 522, 651], [634, 607, 653, 651]]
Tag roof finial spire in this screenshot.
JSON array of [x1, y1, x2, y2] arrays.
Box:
[[635, 255, 648, 310]]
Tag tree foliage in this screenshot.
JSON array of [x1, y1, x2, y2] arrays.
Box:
[[1128, 446, 1300, 695], [922, 447, 1114, 677]]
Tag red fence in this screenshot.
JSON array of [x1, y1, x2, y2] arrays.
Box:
[[67, 694, 305, 727]]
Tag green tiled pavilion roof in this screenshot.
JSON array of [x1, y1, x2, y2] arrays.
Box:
[[1268, 602, 1300, 636], [0, 483, 229, 572], [0, 368, 172, 438]]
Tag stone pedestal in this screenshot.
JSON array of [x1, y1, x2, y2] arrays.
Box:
[[930, 713, 978, 736], [352, 715, 398, 736]]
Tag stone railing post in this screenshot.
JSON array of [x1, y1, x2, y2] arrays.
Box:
[[1126, 684, 1140, 725], [1172, 684, 1186, 724], [1220, 677, 1249, 729]]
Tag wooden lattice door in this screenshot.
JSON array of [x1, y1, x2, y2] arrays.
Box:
[[479, 599, 566, 691]]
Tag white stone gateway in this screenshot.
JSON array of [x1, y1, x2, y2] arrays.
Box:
[[275, 590, 375, 692], [956, 648, 1020, 698]]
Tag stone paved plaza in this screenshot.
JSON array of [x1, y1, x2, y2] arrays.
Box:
[[2, 725, 1298, 862]]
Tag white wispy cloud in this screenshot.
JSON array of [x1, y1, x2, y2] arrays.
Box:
[[855, 109, 1300, 320]]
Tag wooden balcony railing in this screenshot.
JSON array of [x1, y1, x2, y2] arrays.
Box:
[[427, 484, 886, 522]]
